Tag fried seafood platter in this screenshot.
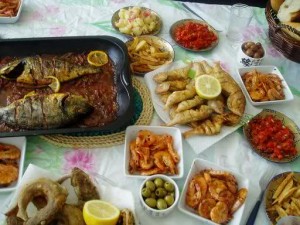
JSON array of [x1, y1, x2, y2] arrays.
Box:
[[124, 125, 183, 178], [0, 36, 133, 137], [5, 165, 137, 225], [178, 158, 250, 225], [144, 60, 258, 153]]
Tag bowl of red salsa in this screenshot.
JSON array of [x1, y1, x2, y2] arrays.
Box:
[[243, 109, 300, 163], [169, 19, 219, 52]]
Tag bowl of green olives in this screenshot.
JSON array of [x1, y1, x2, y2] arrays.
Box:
[[139, 174, 179, 217]]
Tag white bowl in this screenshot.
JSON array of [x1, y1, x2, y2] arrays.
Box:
[[139, 174, 179, 217], [124, 125, 183, 179], [0, 137, 26, 192], [237, 41, 265, 67], [237, 65, 294, 106], [0, 0, 24, 24], [178, 158, 250, 225]]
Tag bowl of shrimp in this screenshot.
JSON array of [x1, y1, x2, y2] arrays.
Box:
[[178, 158, 250, 225], [123, 125, 184, 179]]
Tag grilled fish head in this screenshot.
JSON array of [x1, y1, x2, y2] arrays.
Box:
[[0, 59, 25, 79], [62, 94, 94, 117]]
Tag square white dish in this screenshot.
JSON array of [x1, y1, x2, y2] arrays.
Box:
[[124, 125, 184, 179], [0, 0, 24, 24], [144, 60, 262, 154], [178, 158, 250, 225], [237, 66, 294, 106], [0, 136, 26, 192]]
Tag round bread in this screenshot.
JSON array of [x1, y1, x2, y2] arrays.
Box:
[[271, 0, 285, 12], [277, 0, 300, 22]]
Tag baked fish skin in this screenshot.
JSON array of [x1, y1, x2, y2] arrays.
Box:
[[0, 56, 102, 85], [0, 93, 93, 129]]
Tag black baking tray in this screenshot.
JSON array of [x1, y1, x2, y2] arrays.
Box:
[[0, 36, 134, 137]]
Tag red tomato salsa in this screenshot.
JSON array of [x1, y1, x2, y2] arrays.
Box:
[[174, 21, 218, 50], [248, 115, 297, 160]]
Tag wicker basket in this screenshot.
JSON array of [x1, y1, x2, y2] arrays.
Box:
[[265, 1, 300, 63]]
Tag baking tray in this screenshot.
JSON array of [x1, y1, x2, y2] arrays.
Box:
[[0, 36, 134, 137]]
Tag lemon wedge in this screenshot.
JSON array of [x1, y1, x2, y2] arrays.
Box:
[[87, 51, 108, 67], [83, 200, 120, 225], [46, 76, 61, 93], [195, 74, 221, 99]]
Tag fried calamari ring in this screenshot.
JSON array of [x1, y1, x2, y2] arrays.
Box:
[[17, 178, 68, 225], [0, 164, 18, 186], [0, 143, 21, 161]]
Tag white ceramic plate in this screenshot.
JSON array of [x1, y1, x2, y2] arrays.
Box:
[[178, 158, 250, 225], [0, 137, 26, 192], [0, 0, 24, 24], [124, 125, 184, 179], [144, 60, 262, 154], [237, 66, 294, 106]]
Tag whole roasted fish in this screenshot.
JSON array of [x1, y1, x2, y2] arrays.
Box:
[[0, 93, 93, 129], [0, 56, 102, 85]]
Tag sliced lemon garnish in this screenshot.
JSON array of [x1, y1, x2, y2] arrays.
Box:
[[195, 74, 222, 99], [87, 51, 108, 67], [46, 76, 61, 93], [83, 200, 120, 225]]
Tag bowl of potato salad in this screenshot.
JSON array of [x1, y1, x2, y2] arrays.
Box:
[[111, 6, 162, 37]]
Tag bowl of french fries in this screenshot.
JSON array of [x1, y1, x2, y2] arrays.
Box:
[[264, 171, 300, 224], [126, 35, 175, 75], [0, 0, 23, 23]]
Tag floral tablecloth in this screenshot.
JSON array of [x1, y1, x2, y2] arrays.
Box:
[[0, 0, 299, 225]]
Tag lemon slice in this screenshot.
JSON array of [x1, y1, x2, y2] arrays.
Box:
[[195, 74, 221, 99], [87, 51, 108, 67], [46, 76, 61, 93], [83, 200, 120, 225]]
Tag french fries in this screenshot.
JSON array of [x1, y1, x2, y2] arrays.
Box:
[[126, 37, 173, 74], [267, 172, 300, 223], [0, 0, 20, 17]]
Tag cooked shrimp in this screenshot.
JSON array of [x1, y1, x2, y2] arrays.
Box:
[[140, 167, 162, 176], [217, 190, 236, 209], [231, 188, 248, 214], [153, 151, 176, 174], [165, 135, 180, 163], [210, 202, 229, 224], [209, 179, 227, 200], [186, 178, 202, 208], [198, 198, 217, 219]]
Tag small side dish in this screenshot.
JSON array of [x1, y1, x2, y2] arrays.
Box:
[[139, 174, 179, 217], [178, 158, 249, 225], [0, 0, 23, 23], [237, 66, 294, 106], [244, 109, 300, 163], [124, 125, 183, 179], [126, 36, 174, 75], [265, 172, 300, 224], [0, 142, 21, 187], [112, 6, 162, 36], [170, 19, 219, 52], [237, 41, 265, 67]]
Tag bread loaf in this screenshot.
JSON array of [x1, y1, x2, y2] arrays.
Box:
[[271, 0, 285, 12], [277, 0, 300, 22], [281, 22, 300, 41]]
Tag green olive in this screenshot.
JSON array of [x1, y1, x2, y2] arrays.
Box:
[[145, 180, 156, 191], [157, 198, 168, 210], [145, 198, 157, 208], [154, 178, 164, 188], [164, 182, 175, 192], [169, 192, 175, 198], [164, 195, 175, 206], [141, 187, 151, 198], [155, 187, 167, 198]]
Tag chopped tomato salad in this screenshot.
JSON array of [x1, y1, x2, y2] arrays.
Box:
[[174, 22, 218, 50], [248, 115, 297, 160]]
